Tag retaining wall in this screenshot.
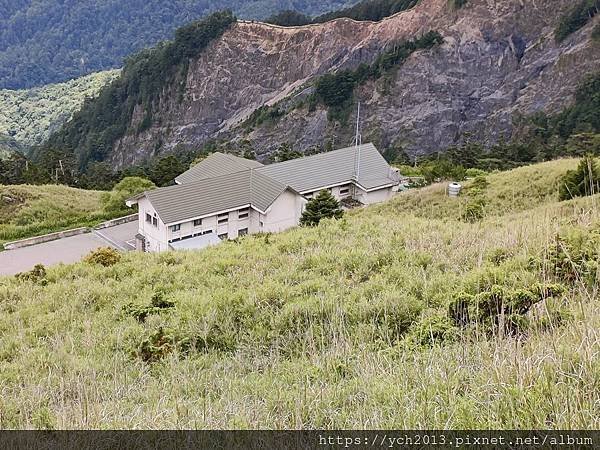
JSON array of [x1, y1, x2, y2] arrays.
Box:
[[4, 227, 90, 250]]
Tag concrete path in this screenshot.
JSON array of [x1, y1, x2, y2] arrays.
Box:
[[0, 221, 139, 276]]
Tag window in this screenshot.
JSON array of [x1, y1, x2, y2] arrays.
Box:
[[145, 213, 152, 223], [217, 213, 228, 224], [239, 228, 248, 236], [170, 224, 181, 232], [202, 229, 214, 235], [152, 216, 158, 227], [193, 218, 202, 227], [218, 233, 228, 240], [238, 208, 249, 220], [340, 185, 350, 195]]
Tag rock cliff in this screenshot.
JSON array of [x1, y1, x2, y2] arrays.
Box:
[[110, 0, 600, 167]]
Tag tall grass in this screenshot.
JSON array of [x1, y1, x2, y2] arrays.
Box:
[[0, 159, 598, 429], [0, 184, 112, 246]]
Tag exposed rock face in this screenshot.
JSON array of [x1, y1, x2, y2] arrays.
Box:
[[110, 0, 600, 167]]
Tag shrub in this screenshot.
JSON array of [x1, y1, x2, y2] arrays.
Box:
[[137, 327, 178, 363], [465, 168, 487, 178], [461, 196, 487, 222], [448, 284, 566, 335], [300, 190, 344, 226], [15, 264, 47, 284], [407, 311, 458, 347], [558, 155, 600, 201], [101, 176, 156, 215], [548, 224, 600, 286], [84, 247, 121, 267], [124, 290, 175, 323]]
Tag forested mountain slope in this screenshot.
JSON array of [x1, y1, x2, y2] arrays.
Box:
[[0, 70, 120, 153], [39, 0, 600, 173], [0, 0, 357, 89]]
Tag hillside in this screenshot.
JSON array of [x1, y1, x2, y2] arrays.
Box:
[[1, 159, 598, 428], [40, 0, 600, 173], [0, 70, 120, 152], [0, 184, 106, 247], [0, 0, 356, 90]]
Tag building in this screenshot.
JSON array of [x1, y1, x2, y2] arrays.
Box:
[[126, 143, 400, 252]]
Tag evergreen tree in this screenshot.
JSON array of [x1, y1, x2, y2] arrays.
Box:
[[148, 155, 186, 186], [300, 190, 343, 226]]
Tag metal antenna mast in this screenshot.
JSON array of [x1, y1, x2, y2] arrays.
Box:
[[354, 102, 362, 179]]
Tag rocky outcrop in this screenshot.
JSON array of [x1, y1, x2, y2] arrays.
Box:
[[110, 0, 600, 167]]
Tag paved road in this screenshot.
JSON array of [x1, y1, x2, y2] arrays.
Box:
[[0, 221, 139, 276]]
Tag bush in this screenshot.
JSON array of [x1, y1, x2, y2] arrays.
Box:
[[15, 264, 47, 284], [300, 190, 344, 226], [84, 247, 121, 267], [406, 311, 458, 347], [101, 176, 156, 215], [448, 284, 566, 335], [548, 224, 600, 286], [558, 155, 600, 201]]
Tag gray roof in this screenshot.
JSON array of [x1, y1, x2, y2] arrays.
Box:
[[256, 143, 396, 192], [144, 169, 288, 224], [138, 143, 397, 225], [175, 152, 263, 184]]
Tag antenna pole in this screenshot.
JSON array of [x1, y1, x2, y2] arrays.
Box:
[[354, 102, 362, 180]]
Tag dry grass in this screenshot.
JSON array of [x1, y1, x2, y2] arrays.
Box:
[[0, 184, 109, 247], [0, 159, 598, 429]]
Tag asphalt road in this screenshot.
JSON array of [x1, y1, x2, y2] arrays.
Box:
[[0, 221, 138, 276]]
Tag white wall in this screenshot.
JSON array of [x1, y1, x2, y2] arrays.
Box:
[[138, 197, 169, 252], [166, 206, 254, 243], [355, 186, 393, 205], [262, 190, 305, 233]]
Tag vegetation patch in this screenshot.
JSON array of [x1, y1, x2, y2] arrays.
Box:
[[449, 283, 566, 336], [300, 190, 344, 226], [548, 224, 600, 287], [15, 264, 47, 285], [309, 31, 444, 122], [555, 0, 600, 43], [558, 155, 600, 201], [38, 11, 236, 171], [0, 184, 115, 247], [266, 0, 420, 26], [84, 247, 121, 267]]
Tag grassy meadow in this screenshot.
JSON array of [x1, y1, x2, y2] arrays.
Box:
[[0, 184, 112, 247], [0, 158, 598, 429]]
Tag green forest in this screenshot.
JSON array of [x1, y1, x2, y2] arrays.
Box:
[[37, 11, 237, 173], [0, 70, 119, 153], [266, 0, 419, 26], [0, 0, 357, 90]]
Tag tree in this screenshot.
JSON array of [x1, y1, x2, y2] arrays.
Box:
[[101, 176, 156, 215], [273, 143, 302, 162], [79, 162, 119, 190], [559, 155, 600, 201], [300, 190, 343, 226], [148, 155, 186, 186]]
